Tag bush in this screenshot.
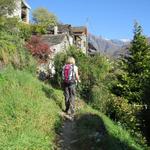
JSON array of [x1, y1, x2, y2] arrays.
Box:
[[53, 46, 92, 94], [106, 96, 146, 144], [26, 35, 52, 61], [31, 24, 47, 35], [90, 84, 112, 114], [17, 23, 32, 40], [0, 17, 19, 34], [0, 30, 36, 71], [53, 46, 112, 100], [0, 17, 36, 72], [0, 17, 32, 40]]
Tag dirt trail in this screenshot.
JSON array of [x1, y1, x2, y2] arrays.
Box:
[[56, 113, 78, 150], [56, 100, 85, 150]]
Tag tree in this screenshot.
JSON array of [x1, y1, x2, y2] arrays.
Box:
[[127, 22, 150, 75], [113, 22, 150, 103], [32, 8, 57, 27], [111, 22, 150, 144], [0, 0, 17, 16]]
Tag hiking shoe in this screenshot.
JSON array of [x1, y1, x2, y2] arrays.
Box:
[[69, 114, 74, 121], [66, 110, 72, 115], [69, 115, 74, 121]]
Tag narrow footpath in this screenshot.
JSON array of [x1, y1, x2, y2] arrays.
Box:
[[56, 113, 79, 150], [55, 100, 107, 150], [55, 100, 85, 150]]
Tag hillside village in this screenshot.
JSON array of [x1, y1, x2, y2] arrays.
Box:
[[38, 25, 88, 78], [41, 25, 88, 56], [11, 0, 132, 58], [12, 0, 88, 54], [11, 0, 89, 77]]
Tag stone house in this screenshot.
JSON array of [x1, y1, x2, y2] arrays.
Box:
[[9, 0, 31, 23], [71, 26, 88, 54], [42, 24, 88, 55], [38, 25, 74, 77], [42, 25, 74, 58], [39, 24, 88, 78], [41, 33, 73, 58]]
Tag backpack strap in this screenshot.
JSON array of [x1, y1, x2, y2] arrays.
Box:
[[62, 65, 65, 80], [71, 64, 75, 81]]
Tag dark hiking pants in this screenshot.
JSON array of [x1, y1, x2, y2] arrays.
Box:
[[64, 83, 76, 115]]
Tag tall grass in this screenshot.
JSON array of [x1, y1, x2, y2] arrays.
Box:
[[75, 105, 146, 150], [0, 67, 63, 149]]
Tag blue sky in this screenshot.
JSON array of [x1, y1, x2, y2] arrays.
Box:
[[27, 0, 150, 40]]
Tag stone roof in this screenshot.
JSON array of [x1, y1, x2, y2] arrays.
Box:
[[22, 0, 31, 9], [58, 24, 72, 33], [71, 26, 87, 35], [47, 24, 72, 34], [46, 25, 88, 36], [41, 34, 66, 46]]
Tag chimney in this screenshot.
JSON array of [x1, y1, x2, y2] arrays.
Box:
[[54, 26, 58, 35]]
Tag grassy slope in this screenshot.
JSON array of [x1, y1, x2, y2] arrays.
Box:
[[0, 67, 64, 150], [0, 66, 145, 150], [75, 102, 144, 150]]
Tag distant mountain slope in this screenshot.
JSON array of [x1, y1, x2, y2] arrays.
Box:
[[88, 33, 130, 57], [88, 34, 150, 58]]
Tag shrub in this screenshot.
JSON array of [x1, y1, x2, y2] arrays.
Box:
[[30, 24, 47, 35], [0, 17, 19, 33], [0, 17, 36, 72], [53, 46, 112, 103], [53, 46, 111, 97], [0, 31, 35, 70], [0, 17, 32, 40], [90, 84, 112, 114], [106, 95, 146, 144], [17, 23, 32, 40], [26, 35, 52, 61]]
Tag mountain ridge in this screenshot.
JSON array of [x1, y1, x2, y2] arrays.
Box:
[[88, 33, 150, 58], [88, 33, 130, 57]]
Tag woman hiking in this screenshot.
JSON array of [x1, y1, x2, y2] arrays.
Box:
[[62, 57, 80, 118]]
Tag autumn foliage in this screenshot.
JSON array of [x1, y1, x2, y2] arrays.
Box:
[[26, 35, 51, 61]]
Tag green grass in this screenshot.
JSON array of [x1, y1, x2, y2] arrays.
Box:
[[75, 103, 146, 150], [0, 66, 64, 150], [0, 66, 147, 150]]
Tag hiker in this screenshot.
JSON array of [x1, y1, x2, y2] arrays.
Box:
[[62, 57, 80, 116]]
